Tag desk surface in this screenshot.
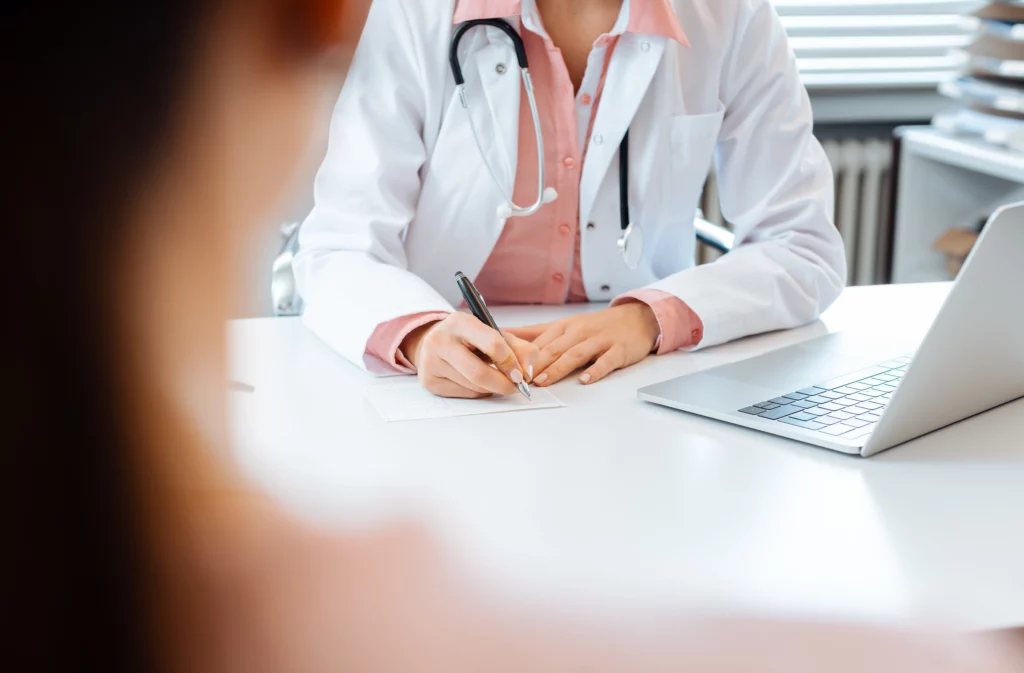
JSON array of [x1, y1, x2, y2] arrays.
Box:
[[229, 283, 1024, 630]]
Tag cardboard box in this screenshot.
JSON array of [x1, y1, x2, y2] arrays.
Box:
[[933, 228, 980, 277]]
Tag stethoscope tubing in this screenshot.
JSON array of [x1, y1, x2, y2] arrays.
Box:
[[450, 18, 639, 268]]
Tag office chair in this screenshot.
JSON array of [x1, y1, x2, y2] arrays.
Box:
[[271, 216, 734, 317], [271, 221, 305, 317], [695, 211, 735, 255]]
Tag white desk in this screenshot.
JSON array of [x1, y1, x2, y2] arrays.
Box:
[[229, 283, 1024, 630]]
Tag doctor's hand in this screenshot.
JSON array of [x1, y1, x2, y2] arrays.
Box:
[[509, 303, 660, 387], [402, 313, 539, 399]]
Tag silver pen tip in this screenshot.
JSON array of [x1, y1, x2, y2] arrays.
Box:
[[518, 382, 532, 399]]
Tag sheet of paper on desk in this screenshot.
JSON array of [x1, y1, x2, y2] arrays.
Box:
[[365, 382, 564, 422]]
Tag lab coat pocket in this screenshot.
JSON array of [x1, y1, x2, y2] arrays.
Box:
[[667, 106, 725, 224]]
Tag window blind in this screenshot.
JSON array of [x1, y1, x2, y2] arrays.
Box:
[[773, 0, 983, 89]]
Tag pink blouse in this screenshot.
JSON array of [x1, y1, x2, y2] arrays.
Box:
[[368, 0, 703, 372]]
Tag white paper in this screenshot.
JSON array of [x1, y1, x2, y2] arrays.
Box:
[[365, 382, 564, 422]]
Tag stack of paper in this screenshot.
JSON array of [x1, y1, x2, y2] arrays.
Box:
[[937, 1, 1024, 151]]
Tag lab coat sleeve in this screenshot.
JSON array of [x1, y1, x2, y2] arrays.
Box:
[[648, 0, 846, 349], [294, 0, 455, 373]]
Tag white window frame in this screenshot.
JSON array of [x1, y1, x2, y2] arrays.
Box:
[[772, 1, 986, 121]]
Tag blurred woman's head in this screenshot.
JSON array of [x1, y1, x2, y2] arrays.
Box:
[[3, 2, 359, 671]]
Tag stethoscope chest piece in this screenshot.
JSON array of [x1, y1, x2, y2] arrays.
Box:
[[617, 221, 644, 271]]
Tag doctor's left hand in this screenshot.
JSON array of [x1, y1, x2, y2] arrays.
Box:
[[509, 303, 660, 387]]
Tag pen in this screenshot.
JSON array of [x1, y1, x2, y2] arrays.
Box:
[[454, 271, 531, 400], [228, 380, 255, 393]]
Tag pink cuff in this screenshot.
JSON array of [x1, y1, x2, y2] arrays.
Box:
[[611, 290, 704, 355], [365, 312, 450, 374]]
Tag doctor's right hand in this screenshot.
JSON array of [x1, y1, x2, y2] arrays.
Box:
[[401, 313, 539, 399]]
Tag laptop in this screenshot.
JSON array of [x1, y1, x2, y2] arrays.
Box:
[[638, 202, 1024, 457]]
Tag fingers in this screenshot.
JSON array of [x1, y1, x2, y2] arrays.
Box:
[[504, 323, 551, 341], [504, 332, 540, 381], [532, 323, 566, 351], [423, 376, 490, 399], [579, 346, 628, 385], [418, 360, 490, 398], [442, 347, 518, 396], [532, 333, 581, 382], [435, 360, 492, 395], [534, 339, 604, 387], [448, 314, 525, 382]]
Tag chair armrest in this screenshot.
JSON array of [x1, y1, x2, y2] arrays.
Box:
[[271, 222, 304, 316], [695, 217, 734, 254]]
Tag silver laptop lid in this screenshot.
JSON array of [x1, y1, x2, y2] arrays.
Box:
[[863, 202, 1024, 456]]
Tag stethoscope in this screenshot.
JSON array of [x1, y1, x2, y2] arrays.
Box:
[[450, 18, 643, 270]]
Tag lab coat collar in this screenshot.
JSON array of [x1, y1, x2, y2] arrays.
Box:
[[453, 0, 689, 47]]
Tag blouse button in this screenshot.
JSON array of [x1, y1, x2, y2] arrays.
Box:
[[558, 223, 571, 236], [563, 156, 575, 169], [552, 272, 565, 283], [580, 93, 593, 106]]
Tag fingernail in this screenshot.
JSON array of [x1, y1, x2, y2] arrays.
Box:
[[510, 369, 524, 384], [528, 364, 534, 379], [535, 373, 548, 385], [580, 373, 592, 384]]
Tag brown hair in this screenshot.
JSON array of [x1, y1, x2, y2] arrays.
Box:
[[3, 4, 210, 671]]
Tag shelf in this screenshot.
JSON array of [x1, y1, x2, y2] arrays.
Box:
[[773, 1, 987, 17], [809, 89, 955, 124], [900, 127, 1024, 182], [893, 127, 1024, 284]]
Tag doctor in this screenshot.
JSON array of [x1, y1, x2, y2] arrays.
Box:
[[296, 0, 846, 398]]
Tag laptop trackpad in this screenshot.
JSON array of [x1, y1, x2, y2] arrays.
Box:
[[710, 331, 909, 392]]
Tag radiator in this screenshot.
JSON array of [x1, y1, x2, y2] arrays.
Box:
[[698, 138, 895, 286]]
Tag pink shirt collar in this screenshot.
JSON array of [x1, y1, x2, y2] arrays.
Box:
[[453, 0, 689, 47]]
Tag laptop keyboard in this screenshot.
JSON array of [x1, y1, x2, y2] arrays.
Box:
[[738, 355, 913, 441]]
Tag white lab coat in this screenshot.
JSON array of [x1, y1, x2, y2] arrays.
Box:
[[295, 0, 846, 373]]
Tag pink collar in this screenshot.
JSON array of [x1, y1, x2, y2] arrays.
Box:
[[453, 0, 689, 47]]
